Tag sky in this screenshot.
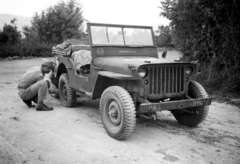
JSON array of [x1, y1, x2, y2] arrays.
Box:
[[0, 0, 170, 30]]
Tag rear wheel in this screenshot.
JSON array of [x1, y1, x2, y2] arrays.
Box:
[[58, 73, 76, 107], [100, 86, 136, 140], [172, 81, 209, 127]]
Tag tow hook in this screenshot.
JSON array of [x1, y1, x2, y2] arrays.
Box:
[[139, 112, 158, 120], [152, 112, 157, 120]]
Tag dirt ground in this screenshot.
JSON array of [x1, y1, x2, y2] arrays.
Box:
[[0, 58, 240, 164]]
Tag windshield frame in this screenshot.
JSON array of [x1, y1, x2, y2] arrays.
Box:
[[87, 23, 156, 47]]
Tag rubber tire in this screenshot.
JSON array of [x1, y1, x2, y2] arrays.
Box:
[[172, 81, 209, 127], [100, 86, 136, 140], [58, 73, 76, 107]]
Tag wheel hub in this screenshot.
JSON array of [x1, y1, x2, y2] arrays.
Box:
[[108, 101, 121, 125], [62, 84, 67, 99]]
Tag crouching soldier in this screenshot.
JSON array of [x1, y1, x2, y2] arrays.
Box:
[[18, 58, 54, 111]]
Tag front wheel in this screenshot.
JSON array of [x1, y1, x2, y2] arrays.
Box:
[[100, 86, 136, 140], [172, 81, 209, 127], [58, 73, 76, 107]]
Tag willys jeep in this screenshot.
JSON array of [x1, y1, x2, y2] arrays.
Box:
[[52, 22, 212, 140]]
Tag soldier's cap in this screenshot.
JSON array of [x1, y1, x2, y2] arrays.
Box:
[[42, 58, 53, 67]]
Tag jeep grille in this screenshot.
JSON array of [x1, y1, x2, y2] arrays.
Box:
[[147, 65, 185, 97]]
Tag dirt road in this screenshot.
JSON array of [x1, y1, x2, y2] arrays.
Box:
[[0, 58, 240, 164]]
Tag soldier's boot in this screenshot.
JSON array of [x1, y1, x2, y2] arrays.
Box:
[[22, 100, 35, 108]]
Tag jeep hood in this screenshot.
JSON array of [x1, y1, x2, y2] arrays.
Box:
[[93, 56, 174, 75]]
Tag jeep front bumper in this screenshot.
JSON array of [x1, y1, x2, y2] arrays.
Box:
[[139, 98, 212, 113]]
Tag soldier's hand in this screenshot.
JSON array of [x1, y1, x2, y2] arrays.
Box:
[[44, 71, 53, 83]]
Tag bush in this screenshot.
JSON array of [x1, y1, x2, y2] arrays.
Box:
[[19, 41, 53, 58], [0, 42, 53, 59], [0, 45, 20, 59], [160, 0, 240, 91]]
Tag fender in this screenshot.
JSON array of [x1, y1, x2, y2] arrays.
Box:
[[91, 71, 141, 99], [98, 71, 138, 80], [54, 56, 77, 87]]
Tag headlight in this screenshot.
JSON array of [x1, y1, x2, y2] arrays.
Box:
[[185, 66, 194, 75], [138, 67, 148, 78]]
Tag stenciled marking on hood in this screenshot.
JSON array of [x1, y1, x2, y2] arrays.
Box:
[[119, 50, 137, 53], [124, 58, 159, 61]]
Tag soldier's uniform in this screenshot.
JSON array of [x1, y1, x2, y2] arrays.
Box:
[[18, 66, 49, 103], [18, 58, 53, 111]]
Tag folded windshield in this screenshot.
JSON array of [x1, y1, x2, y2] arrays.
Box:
[[90, 26, 154, 46]]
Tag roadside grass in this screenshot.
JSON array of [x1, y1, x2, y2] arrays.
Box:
[[205, 87, 240, 109], [193, 75, 240, 109]]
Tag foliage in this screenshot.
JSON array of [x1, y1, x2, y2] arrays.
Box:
[[0, 0, 85, 59], [29, 0, 84, 44], [154, 25, 172, 47], [0, 18, 21, 46], [0, 45, 19, 58], [0, 19, 22, 58], [0, 19, 53, 59], [160, 0, 240, 91], [21, 40, 53, 57], [21, 25, 52, 57]]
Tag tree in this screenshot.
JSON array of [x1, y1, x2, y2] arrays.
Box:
[[30, 0, 84, 43], [155, 25, 172, 47], [0, 18, 21, 45], [0, 18, 22, 58], [160, 0, 240, 91]]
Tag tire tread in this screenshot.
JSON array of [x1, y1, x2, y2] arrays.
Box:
[[100, 86, 136, 140], [59, 73, 76, 107], [173, 80, 209, 127]]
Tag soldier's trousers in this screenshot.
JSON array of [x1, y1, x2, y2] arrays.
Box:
[[18, 79, 49, 102]]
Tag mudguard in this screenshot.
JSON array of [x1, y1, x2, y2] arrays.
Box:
[[98, 71, 138, 80]]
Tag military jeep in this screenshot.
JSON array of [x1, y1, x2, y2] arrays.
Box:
[[52, 22, 212, 140]]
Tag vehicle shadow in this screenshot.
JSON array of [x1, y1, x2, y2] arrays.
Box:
[[136, 113, 203, 136], [73, 97, 203, 136]]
